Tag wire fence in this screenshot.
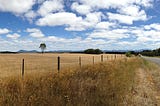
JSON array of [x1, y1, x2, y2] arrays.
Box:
[[0, 53, 126, 78]]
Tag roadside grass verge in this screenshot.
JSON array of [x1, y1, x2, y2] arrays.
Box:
[[0, 57, 153, 106], [141, 58, 160, 84], [143, 59, 160, 102]]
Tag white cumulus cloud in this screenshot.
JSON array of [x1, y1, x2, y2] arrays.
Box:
[[36, 12, 103, 31], [37, 0, 64, 16], [36, 12, 82, 26], [95, 22, 116, 30], [144, 23, 160, 31], [26, 28, 44, 38], [107, 12, 147, 25], [71, 2, 92, 15], [0, 0, 36, 14], [6, 33, 21, 39], [25, 10, 37, 20], [78, 0, 153, 10], [0, 28, 10, 34]]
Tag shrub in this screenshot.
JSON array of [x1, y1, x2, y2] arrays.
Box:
[[125, 51, 132, 57]]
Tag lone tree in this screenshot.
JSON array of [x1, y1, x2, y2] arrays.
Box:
[[39, 43, 46, 53]]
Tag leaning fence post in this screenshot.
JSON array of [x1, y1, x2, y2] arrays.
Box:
[[79, 56, 81, 67], [22, 59, 24, 78], [58, 56, 60, 72], [101, 55, 103, 62]]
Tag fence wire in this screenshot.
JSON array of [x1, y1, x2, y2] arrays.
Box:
[[0, 53, 125, 78]]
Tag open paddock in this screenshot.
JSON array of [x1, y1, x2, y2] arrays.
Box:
[[0, 53, 125, 78]]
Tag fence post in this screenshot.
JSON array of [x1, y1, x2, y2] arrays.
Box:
[[93, 56, 94, 64], [58, 56, 60, 72], [101, 55, 103, 62], [22, 59, 24, 78], [115, 54, 116, 59], [79, 56, 81, 67]]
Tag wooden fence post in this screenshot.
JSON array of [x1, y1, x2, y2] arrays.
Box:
[[101, 55, 103, 62], [93, 56, 94, 64], [22, 59, 24, 78], [58, 56, 60, 72], [115, 54, 116, 59], [79, 56, 81, 67]]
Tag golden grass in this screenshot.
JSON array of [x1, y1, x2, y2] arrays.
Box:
[[0, 53, 124, 78], [142, 60, 160, 104], [0, 57, 151, 106]]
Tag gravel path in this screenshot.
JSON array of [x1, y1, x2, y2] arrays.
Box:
[[142, 56, 160, 65]]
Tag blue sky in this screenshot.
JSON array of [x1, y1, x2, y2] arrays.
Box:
[[0, 0, 160, 51]]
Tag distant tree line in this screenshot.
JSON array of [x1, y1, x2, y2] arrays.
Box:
[[84, 49, 103, 54], [105, 52, 125, 54], [83, 49, 139, 56], [140, 48, 160, 56], [123, 49, 160, 57]]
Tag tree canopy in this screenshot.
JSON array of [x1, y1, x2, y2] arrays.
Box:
[[84, 49, 103, 54], [140, 48, 160, 56], [39, 43, 46, 53]]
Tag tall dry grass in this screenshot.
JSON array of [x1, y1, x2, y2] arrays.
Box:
[[142, 59, 160, 104], [0, 57, 149, 106]]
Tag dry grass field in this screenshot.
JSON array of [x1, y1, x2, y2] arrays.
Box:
[[0, 53, 159, 105], [0, 56, 135, 105], [0, 53, 123, 78]]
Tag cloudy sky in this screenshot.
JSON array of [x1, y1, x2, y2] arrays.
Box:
[[0, 0, 160, 51]]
